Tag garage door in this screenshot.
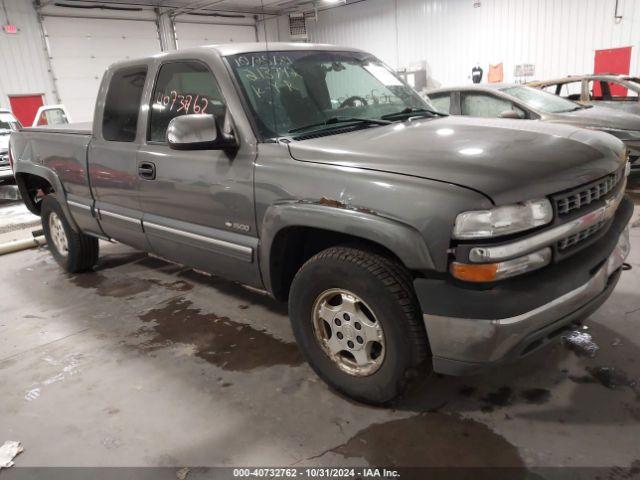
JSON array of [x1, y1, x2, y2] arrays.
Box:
[[175, 22, 256, 49], [42, 17, 160, 122]]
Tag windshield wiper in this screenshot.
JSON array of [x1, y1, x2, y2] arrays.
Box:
[[381, 107, 447, 120], [288, 116, 391, 134]]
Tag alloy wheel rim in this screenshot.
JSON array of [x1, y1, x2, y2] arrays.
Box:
[[312, 288, 385, 376], [48, 212, 69, 257]]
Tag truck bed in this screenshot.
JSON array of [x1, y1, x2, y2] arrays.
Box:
[[23, 122, 92, 136]]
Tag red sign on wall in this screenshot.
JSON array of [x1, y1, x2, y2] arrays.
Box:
[[594, 46, 632, 97], [9, 95, 44, 126], [3, 25, 18, 34]]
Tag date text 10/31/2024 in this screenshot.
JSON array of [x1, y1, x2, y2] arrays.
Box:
[[232, 468, 401, 478]]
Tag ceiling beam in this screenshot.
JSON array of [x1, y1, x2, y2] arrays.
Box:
[[170, 0, 226, 17], [35, 0, 285, 16]]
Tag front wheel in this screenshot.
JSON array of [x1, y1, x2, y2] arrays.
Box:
[[288, 246, 430, 404], [41, 195, 99, 273]]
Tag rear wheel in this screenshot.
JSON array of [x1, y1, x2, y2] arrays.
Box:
[[41, 195, 99, 273], [288, 246, 430, 404]]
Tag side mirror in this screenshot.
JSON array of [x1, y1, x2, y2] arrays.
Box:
[[167, 114, 237, 150], [498, 109, 523, 119]]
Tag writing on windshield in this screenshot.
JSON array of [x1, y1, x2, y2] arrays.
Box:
[[227, 50, 428, 139]]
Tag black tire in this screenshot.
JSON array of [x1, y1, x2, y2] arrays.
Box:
[[288, 246, 430, 405], [41, 195, 99, 273]]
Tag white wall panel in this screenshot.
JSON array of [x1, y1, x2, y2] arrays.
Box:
[[175, 22, 256, 49], [0, 0, 55, 111], [42, 16, 160, 122], [307, 0, 399, 68], [257, 15, 290, 43], [301, 0, 640, 87]]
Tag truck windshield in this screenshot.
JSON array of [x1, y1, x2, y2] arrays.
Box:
[[0, 112, 21, 133], [501, 85, 582, 113], [227, 50, 432, 139]]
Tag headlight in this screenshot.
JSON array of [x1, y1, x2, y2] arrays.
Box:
[[453, 199, 553, 239], [587, 127, 640, 141]]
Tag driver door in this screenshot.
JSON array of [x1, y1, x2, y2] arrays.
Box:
[[136, 60, 261, 287]]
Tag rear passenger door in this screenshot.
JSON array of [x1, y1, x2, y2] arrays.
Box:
[[136, 60, 260, 287], [89, 64, 150, 251]]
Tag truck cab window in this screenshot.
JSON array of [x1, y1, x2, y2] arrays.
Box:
[[102, 66, 147, 142], [148, 61, 225, 143]]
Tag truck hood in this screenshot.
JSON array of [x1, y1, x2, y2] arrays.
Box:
[[549, 105, 640, 131], [287, 116, 625, 205]]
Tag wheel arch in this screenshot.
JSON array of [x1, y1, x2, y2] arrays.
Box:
[[15, 164, 79, 232], [260, 202, 435, 301]]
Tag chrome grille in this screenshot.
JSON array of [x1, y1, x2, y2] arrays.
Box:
[[555, 169, 622, 216], [557, 220, 607, 251]]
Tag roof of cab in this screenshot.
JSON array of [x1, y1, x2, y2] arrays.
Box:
[[151, 42, 366, 59], [106, 42, 369, 72], [207, 42, 367, 56]]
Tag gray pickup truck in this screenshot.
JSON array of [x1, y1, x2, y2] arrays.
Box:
[[9, 43, 633, 404]]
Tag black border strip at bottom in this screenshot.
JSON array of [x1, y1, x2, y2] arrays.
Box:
[[2, 467, 638, 480]]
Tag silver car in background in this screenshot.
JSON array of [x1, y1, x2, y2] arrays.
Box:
[[428, 84, 640, 171], [527, 75, 640, 116]]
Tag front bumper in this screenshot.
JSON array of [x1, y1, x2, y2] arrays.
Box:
[[415, 196, 632, 376]]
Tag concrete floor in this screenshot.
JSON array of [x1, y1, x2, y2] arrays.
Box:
[[0, 186, 40, 244], [1, 191, 640, 474]]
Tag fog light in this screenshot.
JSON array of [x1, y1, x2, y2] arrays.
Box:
[[451, 247, 552, 282]]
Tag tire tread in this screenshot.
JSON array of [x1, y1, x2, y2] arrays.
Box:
[[310, 246, 429, 365]]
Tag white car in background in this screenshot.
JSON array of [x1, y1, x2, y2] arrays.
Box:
[[0, 109, 22, 184], [31, 105, 71, 127], [0, 105, 71, 185]]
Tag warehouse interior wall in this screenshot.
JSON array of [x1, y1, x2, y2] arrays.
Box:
[[257, 15, 290, 43], [0, 0, 56, 114], [3, 0, 639, 117], [0, 1, 258, 120], [263, 0, 640, 85]]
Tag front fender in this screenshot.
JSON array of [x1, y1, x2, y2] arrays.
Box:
[[260, 201, 435, 294]]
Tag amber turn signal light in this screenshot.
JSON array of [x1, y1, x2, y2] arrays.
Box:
[[450, 262, 499, 282], [450, 248, 552, 283]]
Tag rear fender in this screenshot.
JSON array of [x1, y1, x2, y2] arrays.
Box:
[[15, 161, 79, 233]]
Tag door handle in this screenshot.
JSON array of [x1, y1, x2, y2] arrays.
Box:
[[138, 161, 156, 180]]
